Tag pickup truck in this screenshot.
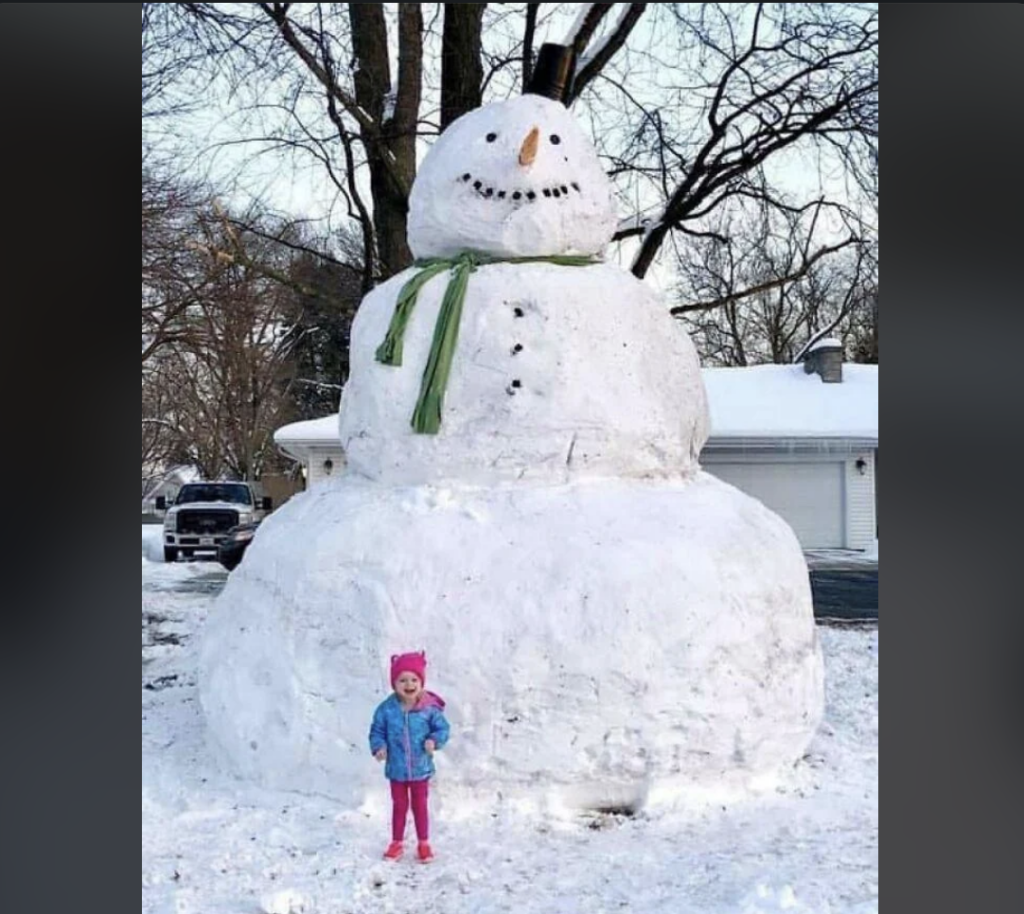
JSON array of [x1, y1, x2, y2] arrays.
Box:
[[156, 481, 271, 562]]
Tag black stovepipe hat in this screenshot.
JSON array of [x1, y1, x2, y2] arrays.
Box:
[[524, 43, 576, 104]]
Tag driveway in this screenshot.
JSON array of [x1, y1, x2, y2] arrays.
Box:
[[809, 569, 878, 621]]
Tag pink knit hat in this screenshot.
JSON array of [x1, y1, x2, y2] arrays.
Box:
[[390, 651, 427, 686]]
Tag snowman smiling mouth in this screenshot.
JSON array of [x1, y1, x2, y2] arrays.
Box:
[[459, 172, 582, 203]]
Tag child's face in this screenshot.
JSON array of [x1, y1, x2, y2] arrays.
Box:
[[394, 671, 423, 703]]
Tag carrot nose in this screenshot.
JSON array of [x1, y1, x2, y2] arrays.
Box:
[[518, 126, 540, 167]]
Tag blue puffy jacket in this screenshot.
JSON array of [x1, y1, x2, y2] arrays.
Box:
[[368, 692, 450, 782]]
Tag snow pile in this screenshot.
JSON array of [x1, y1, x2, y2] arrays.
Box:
[[142, 524, 165, 563], [259, 888, 309, 914], [408, 95, 616, 259], [200, 473, 822, 811], [738, 883, 810, 913]]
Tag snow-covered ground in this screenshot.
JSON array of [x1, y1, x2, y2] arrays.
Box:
[[143, 527, 877, 914]]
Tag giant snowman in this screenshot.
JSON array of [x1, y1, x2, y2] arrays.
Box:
[[199, 46, 823, 813]]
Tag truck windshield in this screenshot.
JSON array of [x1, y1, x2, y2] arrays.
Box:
[[175, 484, 253, 506]]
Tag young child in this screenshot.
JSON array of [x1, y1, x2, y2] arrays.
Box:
[[368, 651, 450, 863]]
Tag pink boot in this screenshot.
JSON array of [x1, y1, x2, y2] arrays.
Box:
[[383, 841, 404, 861]]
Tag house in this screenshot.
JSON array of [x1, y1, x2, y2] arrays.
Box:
[[701, 343, 878, 550], [274, 346, 878, 551], [273, 415, 346, 486]]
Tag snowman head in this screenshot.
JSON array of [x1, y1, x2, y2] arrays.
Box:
[[408, 68, 616, 260]]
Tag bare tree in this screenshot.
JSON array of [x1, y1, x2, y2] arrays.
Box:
[[522, 4, 540, 87], [142, 2, 204, 122], [441, 5, 485, 129], [563, 3, 649, 103], [144, 196, 357, 480], [283, 246, 365, 418], [143, 141, 368, 479], [142, 363, 185, 495], [677, 201, 877, 366], [846, 281, 878, 364], [142, 164, 210, 365], [598, 3, 877, 288]]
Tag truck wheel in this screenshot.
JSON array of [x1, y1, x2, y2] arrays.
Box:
[[163, 547, 178, 563]]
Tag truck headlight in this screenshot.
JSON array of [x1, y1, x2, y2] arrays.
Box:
[[237, 512, 254, 525], [164, 513, 177, 532]]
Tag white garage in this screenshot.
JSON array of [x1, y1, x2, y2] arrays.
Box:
[[705, 460, 845, 547], [700, 358, 878, 551]]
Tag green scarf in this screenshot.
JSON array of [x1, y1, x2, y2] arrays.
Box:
[[375, 251, 599, 434]]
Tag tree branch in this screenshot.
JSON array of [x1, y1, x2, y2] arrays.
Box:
[[671, 237, 859, 315], [566, 4, 614, 53], [568, 4, 648, 103], [257, 3, 374, 133], [522, 3, 539, 87], [440, 4, 484, 130]]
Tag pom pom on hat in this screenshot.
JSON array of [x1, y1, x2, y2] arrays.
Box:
[[390, 651, 427, 686]]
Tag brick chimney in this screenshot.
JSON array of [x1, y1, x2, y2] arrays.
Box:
[[801, 338, 844, 383]]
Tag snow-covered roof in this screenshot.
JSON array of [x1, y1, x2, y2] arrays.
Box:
[[274, 415, 340, 446], [274, 363, 878, 451], [703, 363, 877, 441], [804, 336, 843, 354]]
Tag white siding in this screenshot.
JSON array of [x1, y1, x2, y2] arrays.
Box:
[[306, 446, 346, 487], [844, 450, 877, 550]]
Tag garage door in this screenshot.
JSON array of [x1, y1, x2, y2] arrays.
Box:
[[704, 461, 845, 548]]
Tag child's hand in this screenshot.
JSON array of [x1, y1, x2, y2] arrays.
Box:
[[424, 739, 436, 756], [374, 748, 387, 762]]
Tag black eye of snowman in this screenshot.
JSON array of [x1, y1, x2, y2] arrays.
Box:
[[486, 132, 498, 143], [550, 134, 561, 145]]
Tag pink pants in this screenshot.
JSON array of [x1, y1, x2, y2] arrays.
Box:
[[390, 779, 430, 841]]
